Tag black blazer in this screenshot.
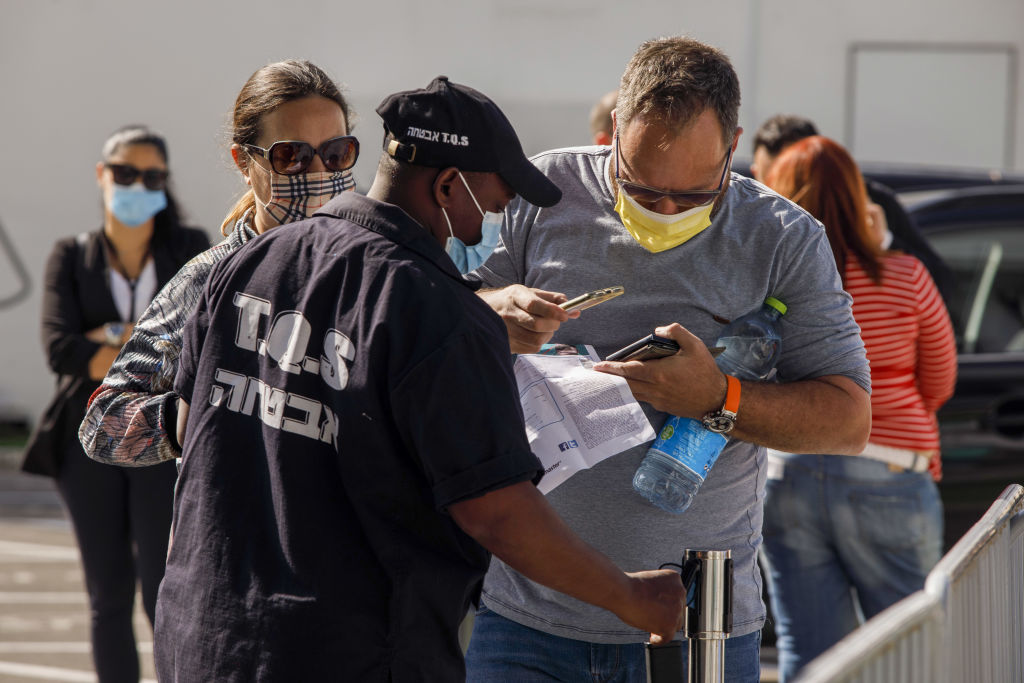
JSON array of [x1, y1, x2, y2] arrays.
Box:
[[21, 226, 210, 477]]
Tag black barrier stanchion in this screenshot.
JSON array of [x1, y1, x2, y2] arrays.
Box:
[[645, 549, 733, 683], [683, 549, 732, 683]]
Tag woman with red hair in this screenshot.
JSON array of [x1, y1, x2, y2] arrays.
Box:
[[761, 136, 956, 682]]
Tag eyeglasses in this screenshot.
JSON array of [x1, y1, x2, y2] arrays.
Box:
[[106, 163, 170, 191], [243, 135, 359, 175], [614, 133, 732, 210]]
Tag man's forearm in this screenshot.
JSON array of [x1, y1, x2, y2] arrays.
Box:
[[450, 481, 631, 613], [731, 375, 870, 454], [451, 480, 686, 640]]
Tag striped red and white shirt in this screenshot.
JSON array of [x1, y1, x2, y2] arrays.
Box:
[[845, 252, 957, 456]]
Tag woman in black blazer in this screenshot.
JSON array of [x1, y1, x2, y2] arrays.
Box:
[[22, 125, 209, 682]]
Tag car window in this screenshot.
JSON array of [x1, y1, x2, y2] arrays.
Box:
[[925, 225, 1024, 353]]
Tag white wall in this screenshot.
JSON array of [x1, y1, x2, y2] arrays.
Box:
[[1, 0, 1022, 420]]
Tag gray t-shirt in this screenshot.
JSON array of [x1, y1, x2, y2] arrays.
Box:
[[472, 145, 870, 643]]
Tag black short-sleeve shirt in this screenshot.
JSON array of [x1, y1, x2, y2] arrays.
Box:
[[157, 192, 543, 682]]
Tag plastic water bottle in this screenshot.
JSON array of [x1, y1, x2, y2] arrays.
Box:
[[632, 297, 787, 513]]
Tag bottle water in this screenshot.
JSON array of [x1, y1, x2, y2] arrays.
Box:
[[632, 297, 787, 513]]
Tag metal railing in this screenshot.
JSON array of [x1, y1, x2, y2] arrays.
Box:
[[795, 483, 1024, 683], [0, 218, 32, 310]]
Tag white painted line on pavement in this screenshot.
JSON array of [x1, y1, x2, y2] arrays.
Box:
[[0, 539, 78, 560], [0, 660, 158, 682], [0, 661, 97, 682], [0, 591, 86, 603], [0, 642, 152, 654]]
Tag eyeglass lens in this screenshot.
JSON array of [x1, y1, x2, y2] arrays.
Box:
[[614, 134, 730, 209], [268, 137, 359, 175], [107, 164, 169, 191], [619, 183, 716, 208]]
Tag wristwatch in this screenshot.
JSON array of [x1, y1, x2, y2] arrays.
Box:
[[702, 374, 741, 434], [103, 322, 126, 347]]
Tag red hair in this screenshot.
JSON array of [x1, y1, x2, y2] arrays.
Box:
[[764, 136, 883, 285]]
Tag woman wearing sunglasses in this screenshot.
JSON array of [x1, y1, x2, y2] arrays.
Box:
[[22, 125, 210, 682], [80, 63, 355, 471]]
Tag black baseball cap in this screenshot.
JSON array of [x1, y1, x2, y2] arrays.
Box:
[[376, 76, 562, 208]]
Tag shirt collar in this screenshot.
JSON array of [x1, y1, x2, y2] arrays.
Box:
[[230, 207, 258, 247]]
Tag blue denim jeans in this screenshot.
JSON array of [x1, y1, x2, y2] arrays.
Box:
[[464, 607, 761, 682], [760, 454, 943, 682]]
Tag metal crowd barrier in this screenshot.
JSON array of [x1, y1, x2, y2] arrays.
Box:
[[794, 483, 1024, 683]]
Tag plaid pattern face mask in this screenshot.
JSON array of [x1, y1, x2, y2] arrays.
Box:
[[254, 165, 355, 225]]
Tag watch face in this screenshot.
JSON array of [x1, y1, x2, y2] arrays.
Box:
[[702, 413, 735, 434]]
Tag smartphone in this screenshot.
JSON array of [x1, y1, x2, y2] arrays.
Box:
[[559, 285, 624, 312], [606, 334, 680, 362]]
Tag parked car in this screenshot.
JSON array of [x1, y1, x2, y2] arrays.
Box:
[[903, 184, 1024, 549], [755, 171, 1024, 652]]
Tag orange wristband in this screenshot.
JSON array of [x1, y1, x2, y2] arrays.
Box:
[[723, 374, 741, 416]]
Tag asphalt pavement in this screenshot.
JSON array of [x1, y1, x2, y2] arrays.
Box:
[[0, 447, 156, 682], [0, 445, 777, 682]]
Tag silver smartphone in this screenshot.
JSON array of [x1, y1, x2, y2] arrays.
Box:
[[559, 285, 624, 312]]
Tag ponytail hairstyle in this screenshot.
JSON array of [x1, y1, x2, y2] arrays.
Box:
[[221, 60, 352, 234], [764, 136, 883, 286]]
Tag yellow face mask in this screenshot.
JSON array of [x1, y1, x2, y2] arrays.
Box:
[[613, 189, 714, 253]]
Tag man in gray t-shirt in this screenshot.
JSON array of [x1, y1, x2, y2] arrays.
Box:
[[466, 37, 871, 681]]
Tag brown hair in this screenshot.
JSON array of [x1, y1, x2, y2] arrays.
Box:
[[616, 37, 740, 146], [221, 60, 352, 234], [764, 136, 883, 285], [752, 114, 818, 156], [589, 90, 618, 138]]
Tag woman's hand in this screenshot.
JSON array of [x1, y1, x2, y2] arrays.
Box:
[[85, 322, 135, 380], [84, 322, 136, 347]]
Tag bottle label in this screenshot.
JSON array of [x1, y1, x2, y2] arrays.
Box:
[[649, 418, 727, 483]]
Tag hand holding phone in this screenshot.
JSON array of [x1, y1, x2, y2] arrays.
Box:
[[606, 333, 726, 362], [559, 285, 624, 313], [605, 334, 680, 362]]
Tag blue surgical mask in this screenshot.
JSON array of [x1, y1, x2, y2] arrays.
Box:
[[110, 184, 167, 227], [442, 172, 504, 274], [465, 212, 503, 272]]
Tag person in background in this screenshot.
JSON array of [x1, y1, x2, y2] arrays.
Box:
[[21, 125, 210, 682], [760, 135, 957, 682], [589, 90, 618, 145], [750, 113, 955, 304], [748, 114, 818, 182], [156, 76, 685, 681], [79, 60, 358, 469], [467, 37, 871, 682]]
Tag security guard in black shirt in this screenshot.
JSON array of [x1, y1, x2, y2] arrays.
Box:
[[159, 76, 685, 682]]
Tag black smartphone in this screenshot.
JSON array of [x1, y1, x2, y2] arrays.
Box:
[[645, 640, 684, 683], [605, 334, 680, 362], [559, 285, 624, 312]]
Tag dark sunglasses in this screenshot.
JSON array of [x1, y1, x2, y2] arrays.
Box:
[[106, 163, 169, 191], [243, 135, 359, 175], [614, 132, 732, 210]]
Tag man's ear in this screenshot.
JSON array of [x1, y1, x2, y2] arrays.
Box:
[[731, 127, 743, 153], [432, 167, 460, 208], [95, 161, 105, 188]]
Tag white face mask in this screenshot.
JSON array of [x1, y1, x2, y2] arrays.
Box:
[[441, 172, 504, 274]]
